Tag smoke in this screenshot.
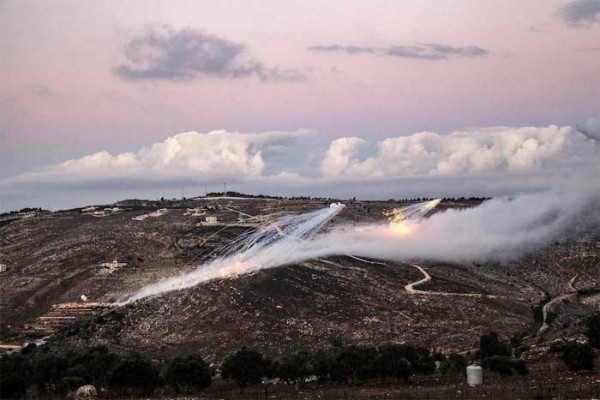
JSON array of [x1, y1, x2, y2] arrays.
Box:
[[125, 203, 345, 302], [126, 126, 600, 303]]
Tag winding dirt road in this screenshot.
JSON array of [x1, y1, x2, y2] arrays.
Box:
[[405, 264, 501, 299]]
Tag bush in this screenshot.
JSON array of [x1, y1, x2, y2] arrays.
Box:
[[336, 345, 379, 383], [481, 356, 514, 376], [110, 352, 159, 395], [440, 354, 467, 376], [166, 355, 212, 393], [276, 352, 313, 383], [479, 332, 510, 359], [0, 354, 30, 399], [512, 359, 529, 376], [377, 345, 413, 381], [221, 347, 273, 387], [31, 352, 69, 391], [560, 342, 594, 371], [585, 313, 599, 349], [58, 376, 86, 394]]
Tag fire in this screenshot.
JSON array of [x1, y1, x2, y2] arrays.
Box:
[[219, 261, 250, 278], [389, 221, 413, 236]]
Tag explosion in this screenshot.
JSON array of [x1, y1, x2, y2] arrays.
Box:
[[385, 199, 441, 237]]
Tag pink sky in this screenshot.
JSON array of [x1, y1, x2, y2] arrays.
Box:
[[0, 0, 598, 210]]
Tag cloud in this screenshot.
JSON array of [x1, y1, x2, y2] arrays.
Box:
[[4, 130, 309, 187], [559, 0, 600, 28], [320, 125, 597, 179], [309, 43, 489, 60], [576, 117, 600, 141], [321, 137, 367, 177], [115, 26, 304, 81], [1, 124, 599, 212]]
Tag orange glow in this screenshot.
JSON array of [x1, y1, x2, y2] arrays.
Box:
[[219, 261, 250, 278], [388, 221, 413, 237]]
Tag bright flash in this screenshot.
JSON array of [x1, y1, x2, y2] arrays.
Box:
[[219, 261, 250, 278], [384, 198, 441, 237], [389, 221, 413, 236]]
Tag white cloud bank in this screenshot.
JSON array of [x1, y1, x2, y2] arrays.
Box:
[[4, 130, 308, 185], [1, 122, 599, 211], [321, 125, 589, 179]]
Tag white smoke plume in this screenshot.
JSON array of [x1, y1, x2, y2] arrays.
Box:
[[126, 203, 345, 303], [125, 125, 600, 303]]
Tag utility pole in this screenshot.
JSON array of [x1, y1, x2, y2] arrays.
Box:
[[223, 182, 227, 197]]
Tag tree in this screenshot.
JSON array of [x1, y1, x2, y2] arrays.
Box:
[[481, 356, 514, 376], [276, 352, 312, 384], [560, 342, 594, 371], [479, 332, 510, 359], [511, 359, 529, 376], [221, 347, 272, 387], [440, 354, 468, 376], [58, 376, 86, 395], [31, 352, 69, 391], [166, 355, 212, 393], [377, 345, 413, 381], [585, 313, 599, 349], [336, 346, 379, 383], [0, 354, 30, 399], [110, 352, 159, 395]]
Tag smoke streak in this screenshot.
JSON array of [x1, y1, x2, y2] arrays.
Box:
[[127, 130, 600, 303], [125, 203, 345, 302]]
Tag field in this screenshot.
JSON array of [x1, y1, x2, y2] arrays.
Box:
[[0, 196, 598, 398]]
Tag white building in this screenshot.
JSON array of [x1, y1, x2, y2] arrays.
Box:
[[98, 260, 127, 274], [204, 216, 218, 225], [0, 264, 7, 272]]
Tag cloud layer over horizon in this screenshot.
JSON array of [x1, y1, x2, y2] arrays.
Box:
[[2, 121, 599, 212]]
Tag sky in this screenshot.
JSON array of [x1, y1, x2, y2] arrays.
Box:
[[0, 0, 599, 211]]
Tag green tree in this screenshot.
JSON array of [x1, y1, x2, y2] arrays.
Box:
[[377, 344, 413, 381], [0, 354, 30, 399], [110, 352, 159, 395], [481, 356, 514, 376], [440, 354, 468, 376], [511, 359, 529, 376], [336, 346, 379, 383], [31, 352, 69, 391], [560, 342, 594, 371], [585, 313, 599, 349], [166, 355, 212, 393], [58, 376, 86, 395], [479, 332, 510, 359], [221, 347, 272, 387], [276, 352, 312, 383]]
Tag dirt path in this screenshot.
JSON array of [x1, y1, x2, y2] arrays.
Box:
[[537, 274, 578, 335], [405, 264, 501, 299]]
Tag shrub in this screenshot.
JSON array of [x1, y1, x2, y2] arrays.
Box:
[[221, 347, 273, 387], [481, 356, 514, 376], [440, 354, 468, 376], [110, 352, 159, 395], [377, 345, 414, 381], [585, 313, 599, 349], [166, 355, 212, 393], [58, 376, 86, 394], [276, 352, 312, 383], [479, 332, 510, 360], [560, 342, 594, 371], [0, 354, 30, 399]]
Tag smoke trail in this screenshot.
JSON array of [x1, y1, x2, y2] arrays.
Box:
[[298, 188, 600, 265], [125, 203, 345, 302], [127, 128, 600, 303]]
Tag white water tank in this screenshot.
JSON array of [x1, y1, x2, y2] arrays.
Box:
[[466, 365, 483, 386]]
